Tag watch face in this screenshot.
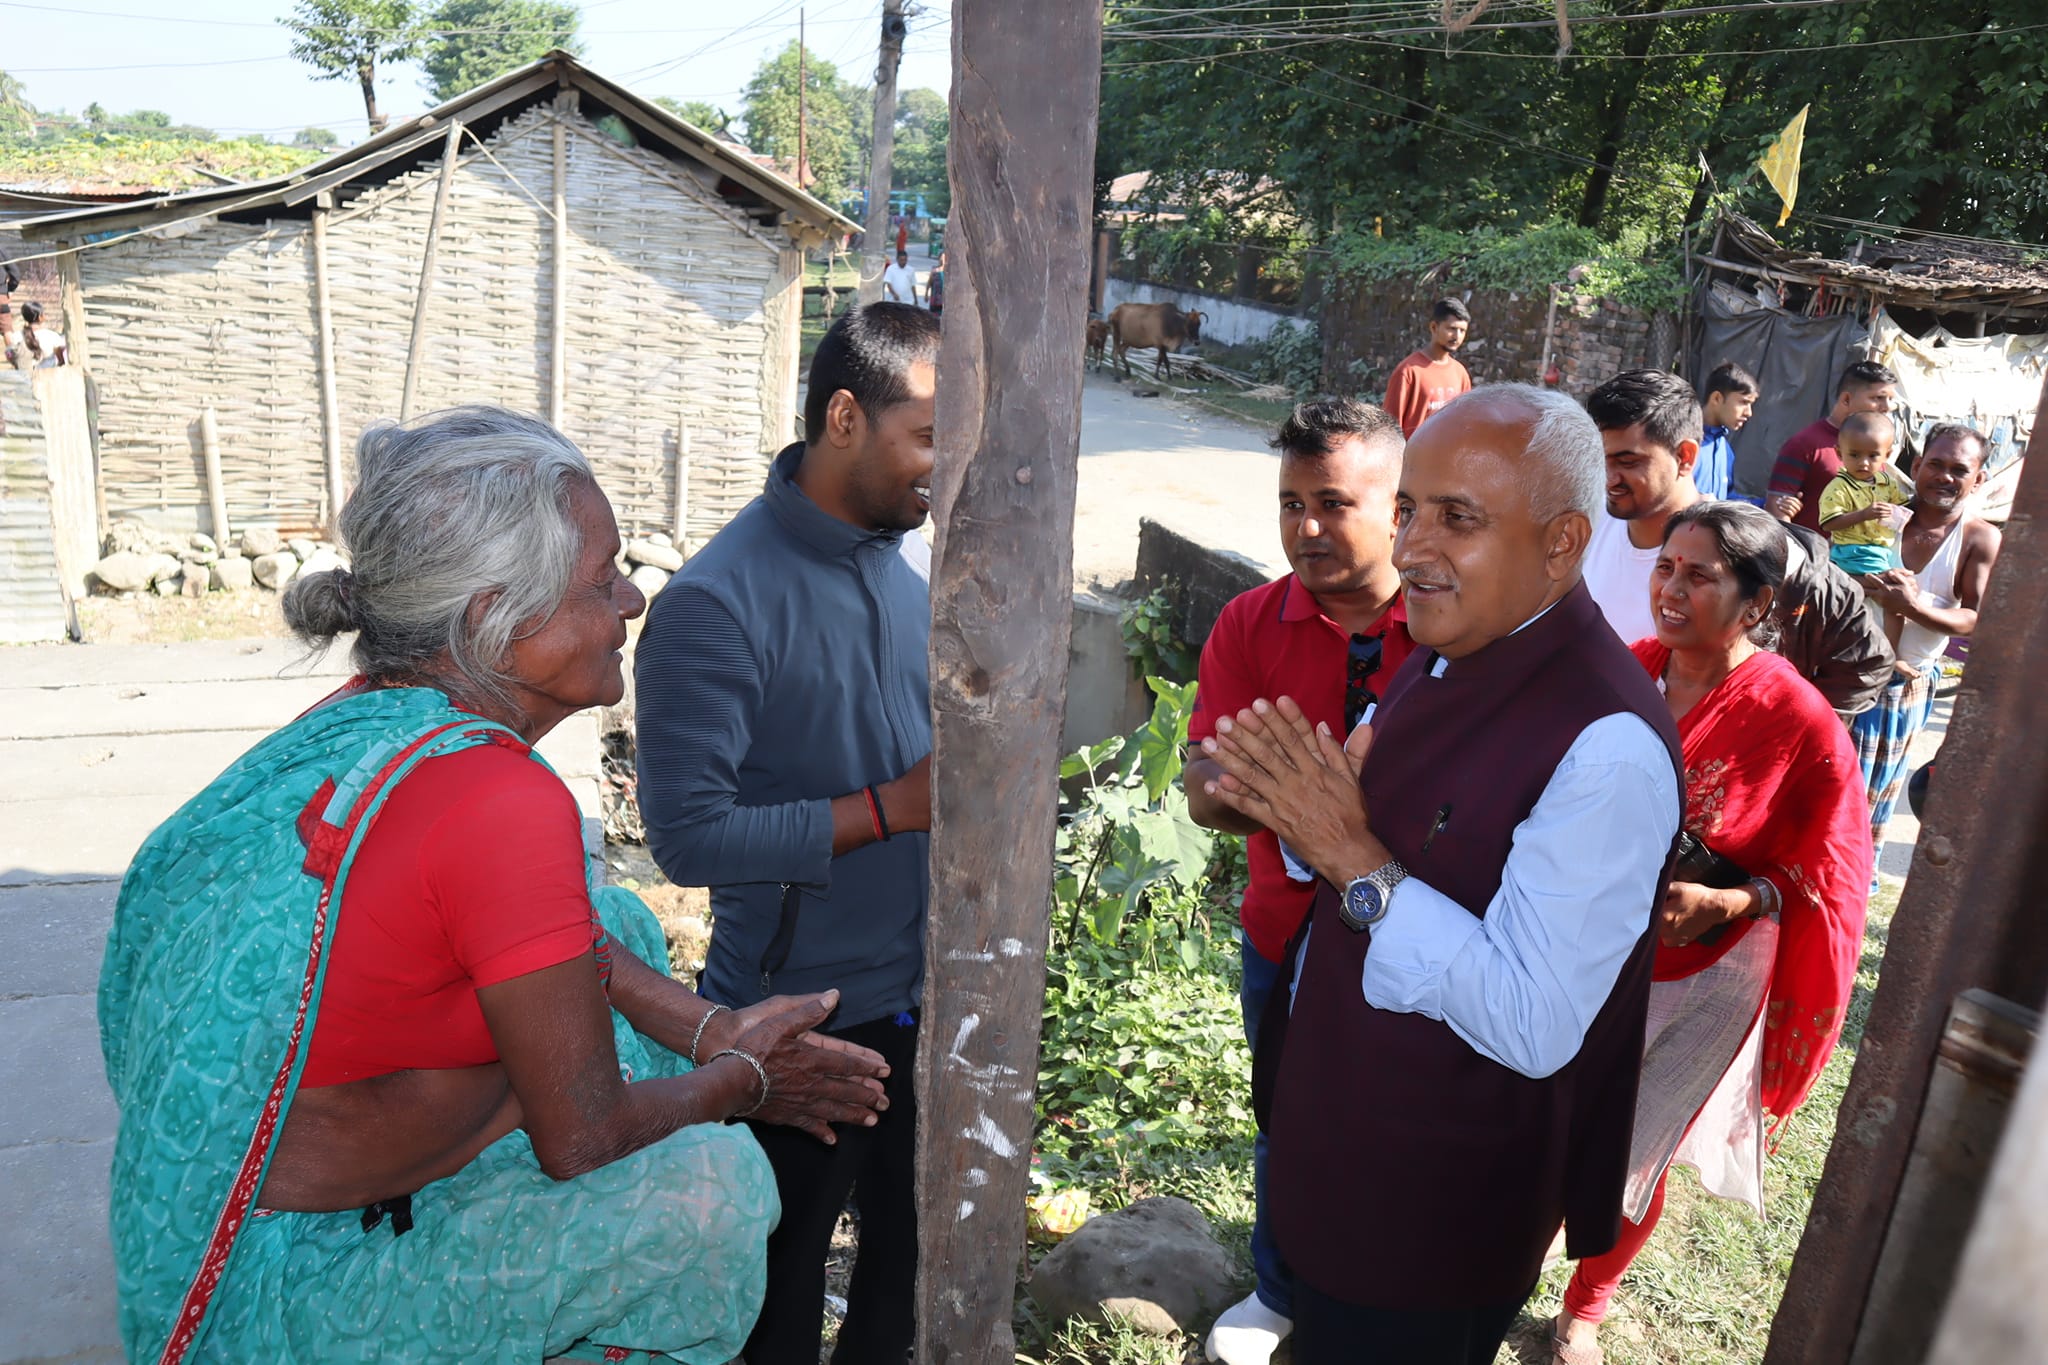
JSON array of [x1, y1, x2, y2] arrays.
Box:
[[1339, 880, 1383, 933]]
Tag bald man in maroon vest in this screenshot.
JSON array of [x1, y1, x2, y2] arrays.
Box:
[[1197, 384, 1683, 1363]]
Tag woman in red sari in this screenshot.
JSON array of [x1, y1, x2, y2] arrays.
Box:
[[1552, 500, 1871, 1364]]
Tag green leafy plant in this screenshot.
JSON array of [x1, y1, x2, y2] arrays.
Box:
[[1328, 221, 1686, 315], [1117, 586, 1195, 684], [1253, 321, 1323, 396]]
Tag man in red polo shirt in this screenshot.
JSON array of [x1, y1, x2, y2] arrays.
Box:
[[1767, 359, 1898, 534], [1184, 397, 1415, 1365]]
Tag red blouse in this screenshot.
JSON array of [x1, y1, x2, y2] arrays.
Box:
[[299, 742, 599, 1088]]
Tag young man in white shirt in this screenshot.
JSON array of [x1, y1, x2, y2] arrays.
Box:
[[881, 250, 919, 307], [1582, 370, 1704, 649]]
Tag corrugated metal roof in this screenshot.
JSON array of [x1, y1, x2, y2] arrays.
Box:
[[0, 375, 74, 644]]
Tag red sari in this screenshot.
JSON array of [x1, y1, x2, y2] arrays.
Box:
[[1632, 642, 1872, 1121]]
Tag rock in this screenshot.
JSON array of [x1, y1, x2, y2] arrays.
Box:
[[154, 575, 181, 597], [625, 538, 685, 572], [252, 550, 299, 590], [299, 546, 346, 578], [628, 564, 671, 598], [104, 519, 181, 558], [211, 556, 254, 592], [180, 565, 208, 598], [646, 532, 673, 548], [240, 527, 283, 558], [1027, 1196, 1237, 1336], [287, 537, 318, 561], [187, 533, 220, 563], [90, 551, 159, 593]]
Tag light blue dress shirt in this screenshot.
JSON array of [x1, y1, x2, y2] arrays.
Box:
[[1695, 427, 1735, 501], [1359, 676, 1680, 1079]]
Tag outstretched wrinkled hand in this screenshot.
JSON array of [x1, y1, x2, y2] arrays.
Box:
[[1198, 695, 1375, 884], [726, 992, 891, 1144]]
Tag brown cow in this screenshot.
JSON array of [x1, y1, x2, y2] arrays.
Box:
[[1086, 318, 1111, 370], [1107, 302, 1206, 379]]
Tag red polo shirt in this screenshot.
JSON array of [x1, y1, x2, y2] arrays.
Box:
[[1188, 574, 1416, 962], [1769, 417, 1840, 535]]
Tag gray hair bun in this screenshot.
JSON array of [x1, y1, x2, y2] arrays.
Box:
[[283, 567, 359, 641]]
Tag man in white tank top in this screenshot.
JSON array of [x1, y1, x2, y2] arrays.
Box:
[[1849, 424, 2003, 868]]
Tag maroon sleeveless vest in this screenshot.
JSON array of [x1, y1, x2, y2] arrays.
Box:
[[1261, 582, 1681, 1309]]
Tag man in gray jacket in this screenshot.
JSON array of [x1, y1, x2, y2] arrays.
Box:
[[636, 303, 938, 1365]]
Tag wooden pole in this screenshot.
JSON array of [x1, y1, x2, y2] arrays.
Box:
[[550, 92, 571, 428], [914, 3, 1101, 1361], [797, 7, 807, 189], [400, 119, 464, 423], [311, 196, 345, 529], [856, 0, 906, 305], [673, 405, 691, 549], [198, 405, 228, 547]]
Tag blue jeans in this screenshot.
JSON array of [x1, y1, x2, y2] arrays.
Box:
[[1240, 932, 1295, 1318]]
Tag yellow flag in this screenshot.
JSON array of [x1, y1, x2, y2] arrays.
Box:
[[1758, 105, 1810, 228]]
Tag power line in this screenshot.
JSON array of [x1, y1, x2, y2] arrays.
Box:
[[1103, 0, 1870, 41]]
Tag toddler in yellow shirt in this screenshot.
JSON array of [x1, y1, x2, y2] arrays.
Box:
[[1818, 411, 1911, 577]]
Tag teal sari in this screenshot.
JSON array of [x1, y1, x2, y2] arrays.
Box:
[[99, 686, 776, 1363]]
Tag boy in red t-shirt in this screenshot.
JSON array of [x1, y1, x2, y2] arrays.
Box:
[[1183, 398, 1417, 1364], [1383, 297, 1472, 438]]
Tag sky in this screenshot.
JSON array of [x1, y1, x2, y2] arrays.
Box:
[[0, 0, 954, 142]]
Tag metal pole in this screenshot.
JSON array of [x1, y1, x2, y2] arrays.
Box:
[[914, 1, 1102, 1359], [399, 119, 464, 423], [857, 0, 907, 305]]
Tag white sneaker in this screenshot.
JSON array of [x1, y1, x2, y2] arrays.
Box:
[[1205, 1290, 1292, 1365]]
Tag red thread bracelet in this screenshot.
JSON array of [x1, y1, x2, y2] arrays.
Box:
[[862, 785, 886, 841]]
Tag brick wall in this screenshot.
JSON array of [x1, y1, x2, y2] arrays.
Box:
[[1320, 274, 1673, 400]]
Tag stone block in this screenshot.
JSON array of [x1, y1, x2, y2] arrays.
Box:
[[252, 550, 299, 590], [211, 555, 254, 592], [240, 527, 283, 558], [625, 538, 685, 573], [1027, 1196, 1237, 1336]]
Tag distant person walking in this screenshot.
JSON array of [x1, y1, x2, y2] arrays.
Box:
[[1694, 361, 1758, 500], [882, 249, 919, 308], [1383, 298, 1471, 438], [1766, 360, 1897, 533], [926, 251, 945, 316]]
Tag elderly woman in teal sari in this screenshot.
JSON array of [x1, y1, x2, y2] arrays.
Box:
[[98, 407, 891, 1364]]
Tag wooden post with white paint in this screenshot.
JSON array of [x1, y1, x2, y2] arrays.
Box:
[[399, 119, 464, 423], [914, 2, 1102, 1360], [198, 404, 228, 547], [672, 406, 691, 551]]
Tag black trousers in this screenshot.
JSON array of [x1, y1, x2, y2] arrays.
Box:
[[742, 1012, 920, 1365], [1291, 1278, 1535, 1365]]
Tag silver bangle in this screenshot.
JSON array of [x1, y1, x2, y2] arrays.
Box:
[[689, 1004, 728, 1067], [1748, 876, 1781, 919], [711, 1047, 770, 1118]]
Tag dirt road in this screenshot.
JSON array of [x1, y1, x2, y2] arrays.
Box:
[[1073, 372, 1285, 588]]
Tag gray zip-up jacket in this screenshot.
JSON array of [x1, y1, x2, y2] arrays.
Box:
[[634, 442, 930, 1028]]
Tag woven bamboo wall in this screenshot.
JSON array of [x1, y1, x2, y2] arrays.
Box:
[[555, 115, 782, 540], [75, 103, 794, 539], [80, 222, 326, 532]]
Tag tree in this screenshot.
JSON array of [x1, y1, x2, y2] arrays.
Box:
[[294, 125, 342, 149], [1096, 0, 2048, 253], [741, 40, 863, 204], [419, 0, 580, 104], [281, 0, 422, 135], [656, 97, 731, 135], [892, 85, 949, 215], [0, 70, 38, 143]]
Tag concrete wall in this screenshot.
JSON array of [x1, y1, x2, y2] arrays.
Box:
[[1132, 517, 1273, 651], [1102, 277, 1307, 350], [1063, 591, 1154, 755], [1321, 277, 1675, 400]]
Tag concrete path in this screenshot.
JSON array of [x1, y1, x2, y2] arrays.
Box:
[[1075, 372, 1285, 587], [0, 638, 601, 1364]]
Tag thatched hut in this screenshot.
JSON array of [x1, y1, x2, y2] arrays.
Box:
[[10, 52, 856, 545]]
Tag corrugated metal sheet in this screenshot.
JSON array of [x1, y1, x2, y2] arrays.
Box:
[[0, 371, 74, 643]]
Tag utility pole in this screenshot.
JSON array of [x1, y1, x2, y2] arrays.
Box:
[[914, 0, 1102, 1358], [856, 0, 908, 304], [796, 7, 807, 189]]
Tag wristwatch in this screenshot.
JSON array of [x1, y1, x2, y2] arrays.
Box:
[[1339, 859, 1409, 932]]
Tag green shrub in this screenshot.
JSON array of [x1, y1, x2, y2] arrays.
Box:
[[1252, 321, 1323, 396]]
